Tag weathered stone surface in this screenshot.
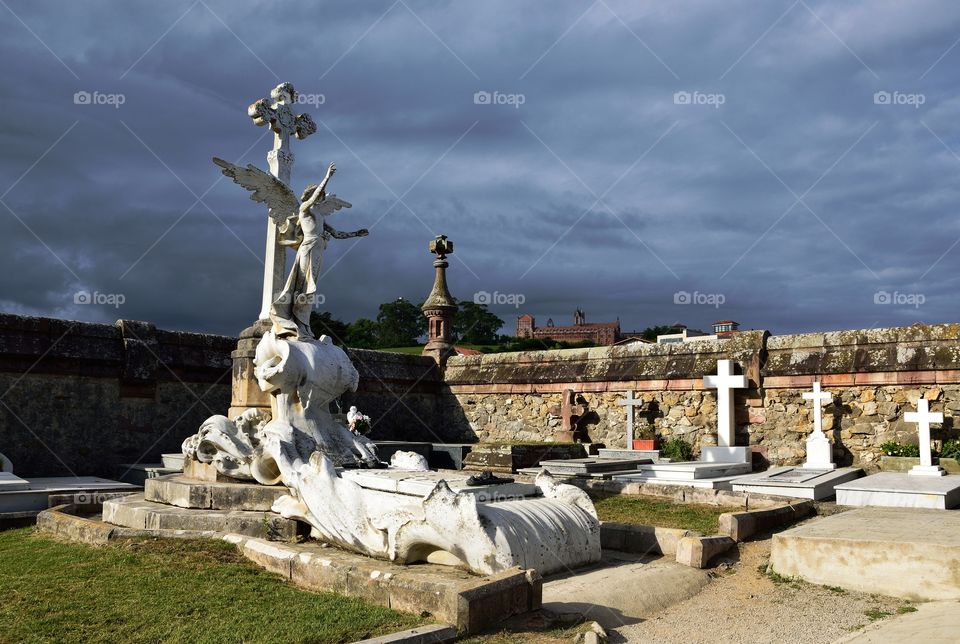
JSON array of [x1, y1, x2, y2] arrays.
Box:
[[675, 535, 736, 568], [462, 443, 587, 473], [145, 475, 289, 511], [352, 624, 457, 644], [599, 522, 693, 555], [718, 501, 815, 541]]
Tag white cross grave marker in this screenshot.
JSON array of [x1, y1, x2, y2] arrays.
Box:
[[617, 390, 645, 449], [906, 398, 946, 477], [802, 381, 835, 470], [703, 360, 748, 448]]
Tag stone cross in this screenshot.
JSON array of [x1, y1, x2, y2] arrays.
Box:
[[617, 390, 645, 449], [803, 382, 832, 437], [247, 82, 318, 320], [906, 398, 946, 477], [703, 360, 748, 448], [549, 389, 587, 442], [802, 381, 835, 470]]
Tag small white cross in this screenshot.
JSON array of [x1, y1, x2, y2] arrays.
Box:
[[802, 382, 832, 436], [703, 360, 748, 448], [618, 391, 646, 449], [906, 398, 946, 477]]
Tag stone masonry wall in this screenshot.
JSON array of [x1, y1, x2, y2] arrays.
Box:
[[440, 325, 960, 471]]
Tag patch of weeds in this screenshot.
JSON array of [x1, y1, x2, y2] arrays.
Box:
[[897, 605, 917, 614], [825, 585, 847, 594], [864, 608, 891, 621]]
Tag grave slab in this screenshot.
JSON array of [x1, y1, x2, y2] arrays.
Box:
[[607, 472, 749, 491], [429, 443, 473, 470], [771, 507, 960, 600], [0, 472, 29, 492], [834, 472, 960, 509], [596, 448, 660, 461], [0, 477, 139, 513], [627, 461, 752, 481], [537, 456, 653, 476], [730, 466, 862, 500]]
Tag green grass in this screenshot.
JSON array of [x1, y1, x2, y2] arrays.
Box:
[[897, 605, 918, 614], [0, 528, 425, 644], [589, 493, 726, 534], [864, 608, 892, 621]]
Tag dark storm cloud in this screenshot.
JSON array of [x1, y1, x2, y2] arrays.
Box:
[[2, 0, 960, 337]]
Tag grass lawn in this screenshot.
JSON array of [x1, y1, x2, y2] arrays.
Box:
[[589, 493, 727, 534], [0, 528, 426, 644]]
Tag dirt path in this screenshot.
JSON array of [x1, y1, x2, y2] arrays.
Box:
[[612, 538, 910, 644]]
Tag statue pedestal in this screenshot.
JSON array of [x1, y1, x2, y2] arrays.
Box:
[[228, 319, 273, 419]]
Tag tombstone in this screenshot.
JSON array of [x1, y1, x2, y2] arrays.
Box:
[[548, 389, 588, 443], [802, 382, 835, 470], [702, 359, 749, 463], [906, 398, 946, 477], [617, 390, 645, 449]]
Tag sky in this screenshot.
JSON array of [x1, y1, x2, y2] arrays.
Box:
[[1, 0, 960, 338]]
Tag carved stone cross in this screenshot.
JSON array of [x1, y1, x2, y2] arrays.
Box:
[[802, 381, 835, 470], [549, 389, 587, 442], [247, 82, 318, 320], [703, 359, 748, 448], [617, 390, 645, 449], [906, 398, 946, 477]]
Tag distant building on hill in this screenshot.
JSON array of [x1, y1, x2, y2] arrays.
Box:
[[516, 307, 621, 345], [656, 321, 741, 344]]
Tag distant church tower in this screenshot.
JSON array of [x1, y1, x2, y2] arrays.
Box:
[[574, 307, 586, 326]]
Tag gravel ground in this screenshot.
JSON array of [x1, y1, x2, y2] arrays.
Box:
[[612, 537, 910, 644]]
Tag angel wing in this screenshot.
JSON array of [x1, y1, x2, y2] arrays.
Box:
[[212, 157, 299, 226], [311, 194, 352, 216]]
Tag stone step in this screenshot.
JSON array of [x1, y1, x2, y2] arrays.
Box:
[[116, 464, 180, 486], [103, 494, 302, 541], [537, 456, 653, 476], [145, 475, 290, 512]]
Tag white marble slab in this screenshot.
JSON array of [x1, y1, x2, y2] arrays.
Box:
[[609, 472, 749, 490], [835, 472, 960, 509], [0, 476, 139, 513], [340, 469, 539, 501], [627, 460, 752, 481], [701, 446, 751, 464], [0, 472, 29, 492], [538, 456, 653, 475], [731, 467, 863, 500]]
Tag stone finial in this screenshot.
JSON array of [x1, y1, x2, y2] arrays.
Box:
[[422, 235, 457, 366]]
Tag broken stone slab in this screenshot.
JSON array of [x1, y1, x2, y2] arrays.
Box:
[[675, 535, 736, 568], [718, 501, 815, 542], [351, 624, 457, 644]]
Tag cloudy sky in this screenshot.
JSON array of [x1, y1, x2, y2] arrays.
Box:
[[2, 1, 959, 338]]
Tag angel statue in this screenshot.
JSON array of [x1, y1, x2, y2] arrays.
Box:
[[213, 157, 368, 340]]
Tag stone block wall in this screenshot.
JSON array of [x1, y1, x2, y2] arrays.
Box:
[[439, 325, 960, 471]]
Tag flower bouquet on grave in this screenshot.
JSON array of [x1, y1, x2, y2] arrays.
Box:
[[349, 412, 372, 436]]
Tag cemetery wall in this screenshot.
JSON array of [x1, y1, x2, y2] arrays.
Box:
[[0, 314, 446, 477], [440, 324, 960, 471]]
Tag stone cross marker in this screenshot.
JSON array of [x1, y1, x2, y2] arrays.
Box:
[[247, 82, 318, 320], [617, 390, 645, 449], [549, 389, 586, 443], [906, 398, 946, 477], [802, 381, 835, 470], [703, 359, 748, 448]]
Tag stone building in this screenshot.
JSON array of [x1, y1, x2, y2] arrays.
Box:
[[516, 308, 621, 345]]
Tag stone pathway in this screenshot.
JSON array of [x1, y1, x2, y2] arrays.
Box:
[[612, 538, 908, 644]]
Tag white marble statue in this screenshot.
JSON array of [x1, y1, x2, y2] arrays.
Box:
[[213, 158, 368, 340]]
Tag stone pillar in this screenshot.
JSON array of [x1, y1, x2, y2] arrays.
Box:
[[421, 235, 457, 368], [227, 318, 273, 419]]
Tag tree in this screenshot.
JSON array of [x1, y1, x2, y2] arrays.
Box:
[[640, 325, 684, 342], [375, 298, 426, 347], [345, 318, 380, 349], [454, 300, 504, 345], [309, 311, 350, 345]]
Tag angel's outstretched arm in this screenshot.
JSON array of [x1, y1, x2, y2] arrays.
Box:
[[324, 222, 369, 239], [302, 163, 336, 211]]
